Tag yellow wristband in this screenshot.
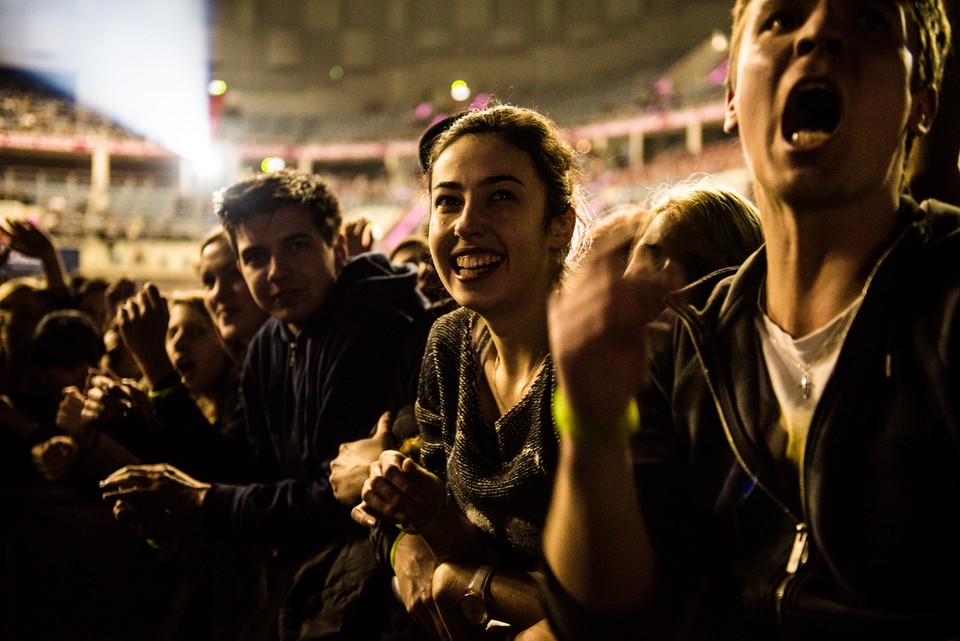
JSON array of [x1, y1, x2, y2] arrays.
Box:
[[552, 387, 640, 442], [389, 530, 406, 572], [148, 379, 185, 400]]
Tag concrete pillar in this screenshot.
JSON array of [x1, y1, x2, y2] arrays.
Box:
[[628, 130, 645, 167], [179, 157, 194, 196], [297, 152, 313, 174], [384, 152, 403, 187], [90, 147, 110, 213], [686, 120, 703, 156]]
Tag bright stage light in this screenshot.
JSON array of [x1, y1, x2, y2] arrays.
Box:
[[711, 31, 729, 52], [208, 79, 227, 96], [0, 0, 214, 167], [261, 157, 286, 173], [188, 145, 228, 185], [450, 80, 470, 102]]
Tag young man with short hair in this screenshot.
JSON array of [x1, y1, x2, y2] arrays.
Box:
[[103, 170, 427, 638], [542, 1, 959, 638]]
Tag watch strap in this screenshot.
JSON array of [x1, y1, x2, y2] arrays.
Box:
[[462, 564, 496, 626], [466, 564, 496, 596]]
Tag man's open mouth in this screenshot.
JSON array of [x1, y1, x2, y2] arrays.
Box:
[[174, 358, 195, 377], [781, 81, 842, 149]]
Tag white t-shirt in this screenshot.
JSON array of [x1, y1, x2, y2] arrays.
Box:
[[756, 297, 862, 467]]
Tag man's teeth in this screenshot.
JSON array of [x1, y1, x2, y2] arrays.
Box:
[[790, 130, 831, 147], [456, 254, 501, 270]]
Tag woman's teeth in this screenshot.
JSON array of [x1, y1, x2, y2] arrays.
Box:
[[455, 253, 502, 272]]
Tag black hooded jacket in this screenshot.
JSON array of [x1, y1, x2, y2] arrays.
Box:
[[202, 253, 427, 554], [545, 197, 960, 640]]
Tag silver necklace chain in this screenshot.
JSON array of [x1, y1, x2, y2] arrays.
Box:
[[761, 294, 863, 400], [757, 234, 900, 401]]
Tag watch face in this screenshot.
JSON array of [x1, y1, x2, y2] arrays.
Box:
[[461, 592, 489, 626]]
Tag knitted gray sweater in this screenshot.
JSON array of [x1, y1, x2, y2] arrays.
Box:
[[416, 307, 558, 567]]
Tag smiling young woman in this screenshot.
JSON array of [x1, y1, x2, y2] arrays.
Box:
[[354, 104, 590, 640]]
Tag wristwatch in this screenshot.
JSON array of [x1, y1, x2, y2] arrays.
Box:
[[461, 564, 496, 626]]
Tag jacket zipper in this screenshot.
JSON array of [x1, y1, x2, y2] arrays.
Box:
[[770, 224, 910, 622], [676, 311, 806, 626], [776, 431, 812, 624], [775, 522, 809, 624]]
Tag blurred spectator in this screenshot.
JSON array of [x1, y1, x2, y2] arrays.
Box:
[[343, 216, 376, 257], [198, 229, 268, 356], [0, 310, 117, 487], [389, 235, 448, 303]]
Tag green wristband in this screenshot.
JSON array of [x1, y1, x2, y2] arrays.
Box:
[[148, 379, 185, 400], [389, 530, 406, 572], [552, 387, 640, 442]]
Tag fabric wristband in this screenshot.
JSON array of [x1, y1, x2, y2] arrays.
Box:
[[552, 387, 640, 443], [148, 378, 186, 400], [389, 530, 406, 572]]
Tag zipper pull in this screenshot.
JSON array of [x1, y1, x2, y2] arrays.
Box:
[[786, 523, 808, 574]]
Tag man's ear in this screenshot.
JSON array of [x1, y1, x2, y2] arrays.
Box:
[[908, 85, 939, 135], [724, 87, 739, 134], [548, 208, 576, 251]]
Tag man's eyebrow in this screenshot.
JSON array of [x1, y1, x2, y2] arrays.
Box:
[[239, 242, 265, 257], [281, 232, 313, 243]]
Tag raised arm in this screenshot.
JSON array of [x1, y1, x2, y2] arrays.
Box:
[[115, 283, 177, 388], [542, 219, 668, 621], [342, 216, 376, 257], [0, 219, 68, 293]]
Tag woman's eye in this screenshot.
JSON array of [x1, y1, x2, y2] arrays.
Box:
[[433, 195, 461, 211]]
